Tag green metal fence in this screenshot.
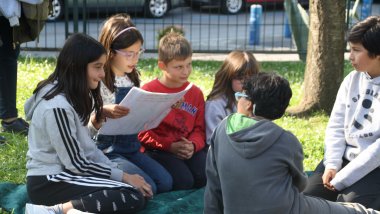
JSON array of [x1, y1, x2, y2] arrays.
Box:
[[22, 0, 379, 54]]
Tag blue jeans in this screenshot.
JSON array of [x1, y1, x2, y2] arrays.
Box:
[[0, 17, 19, 119], [146, 147, 207, 190], [96, 86, 173, 193], [97, 133, 173, 194]]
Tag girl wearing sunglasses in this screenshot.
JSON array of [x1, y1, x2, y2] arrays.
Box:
[[205, 50, 259, 145]]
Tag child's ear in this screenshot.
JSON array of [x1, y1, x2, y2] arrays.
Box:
[[246, 101, 253, 112], [108, 50, 115, 58], [242, 101, 254, 117], [158, 61, 166, 70]]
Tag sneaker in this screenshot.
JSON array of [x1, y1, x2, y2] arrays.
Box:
[[25, 203, 59, 214], [25, 204, 95, 214], [67, 208, 95, 214], [2, 118, 29, 135]]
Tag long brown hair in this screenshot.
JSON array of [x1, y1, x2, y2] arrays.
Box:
[[207, 50, 259, 111], [34, 33, 106, 125], [99, 13, 144, 92]]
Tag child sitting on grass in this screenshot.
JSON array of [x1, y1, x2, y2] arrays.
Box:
[[25, 33, 148, 214], [205, 50, 259, 144], [304, 15, 380, 209], [204, 72, 379, 214], [138, 32, 207, 190], [91, 13, 172, 195]]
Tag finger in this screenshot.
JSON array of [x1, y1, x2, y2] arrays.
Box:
[[177, 150, 188, 157], [175, 153, 185, 160], [181, 137, 191, 143], [324, 185, 335, 191], [183, 144, 193, 151], [143, 185, 153, 197]]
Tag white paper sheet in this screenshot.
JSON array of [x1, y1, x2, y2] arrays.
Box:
[[98, 83, 193, 135]]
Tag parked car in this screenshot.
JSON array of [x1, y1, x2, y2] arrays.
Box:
[[185, 0, 308, 14], [48, 0, 184, 20]]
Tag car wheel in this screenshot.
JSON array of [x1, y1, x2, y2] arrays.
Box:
[[221, 0, 243, 14], [48, 0, 64, 21], [145, 0, 170, 18]]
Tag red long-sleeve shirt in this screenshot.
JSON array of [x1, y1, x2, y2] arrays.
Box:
[[138, 79, 206, 152]]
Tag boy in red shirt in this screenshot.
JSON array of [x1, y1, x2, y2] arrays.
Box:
[[138, 32, 207, 190]]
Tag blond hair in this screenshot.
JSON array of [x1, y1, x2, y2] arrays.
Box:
[[158, 32, 192, 64]]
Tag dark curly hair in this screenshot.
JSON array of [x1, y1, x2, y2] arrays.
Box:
[[243, 72, 292, 120], [348, 16, 380, 58]]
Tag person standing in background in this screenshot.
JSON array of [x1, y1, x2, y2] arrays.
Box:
[[0, 0, 44, 143]]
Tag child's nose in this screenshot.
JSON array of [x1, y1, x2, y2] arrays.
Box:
[[349, 51, 354, 61], [100, 68, 106, 78], [185, 65, 191, 74]]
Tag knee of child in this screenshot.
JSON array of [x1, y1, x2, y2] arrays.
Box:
[[173, 176, 194, 190], [193, 175, 207, 188], [156, 175, 173, 193]]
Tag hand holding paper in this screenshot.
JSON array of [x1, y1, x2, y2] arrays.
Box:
[[99, 83, 193, 135]]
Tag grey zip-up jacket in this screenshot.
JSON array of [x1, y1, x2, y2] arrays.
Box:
[[204, 117, 307, 214], [25, 83, 123, 181]]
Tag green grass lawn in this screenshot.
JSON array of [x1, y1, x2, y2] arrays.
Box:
[[0, 56, 354, 185]]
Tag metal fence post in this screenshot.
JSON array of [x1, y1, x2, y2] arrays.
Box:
[[284, 15, 292, 38], [361, 0, 373, 20], [249, 4, 262, 46]]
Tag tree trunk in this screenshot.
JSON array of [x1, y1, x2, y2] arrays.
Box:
[[287, 0, 346, 116]]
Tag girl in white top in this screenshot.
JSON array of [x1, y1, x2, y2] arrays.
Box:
[[90, 13, 172, 194]]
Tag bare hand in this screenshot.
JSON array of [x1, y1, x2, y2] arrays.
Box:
[[322, 168, 337, 191], [122, 173, 153, 198], [169, 137, 194, 159], [103, 104, 130, 119]]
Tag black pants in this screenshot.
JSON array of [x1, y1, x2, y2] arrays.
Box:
[[0, 17, 19, 119], [27, 175, 146, 214], [304, 160, 380, 209], [146, 147, 207, 190]]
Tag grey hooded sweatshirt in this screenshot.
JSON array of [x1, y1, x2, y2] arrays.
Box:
[[25, 83, 123, 181], [205, 113, 307, 214], [204, 114, 380, 214], [204, 117, 308, 214]]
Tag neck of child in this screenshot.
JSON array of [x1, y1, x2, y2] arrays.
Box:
[[368, 69, 380, 79], [159, 77, 185, 88], [367, 58, 380, 78], [111, 65, 126, 77]]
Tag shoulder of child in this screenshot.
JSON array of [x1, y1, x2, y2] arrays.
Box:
[[141, 79, 158, 90], [189, 82, 203, 93]]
